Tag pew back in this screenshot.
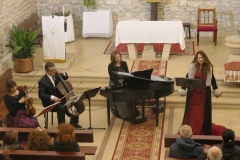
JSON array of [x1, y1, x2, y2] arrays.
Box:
[[165, 134, 240, 147], [0, 150, 85, 160], [0, 128, 93, 143]]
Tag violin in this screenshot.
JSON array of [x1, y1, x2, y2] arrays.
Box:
[[24, 85, 36, 117], [55, 72, 85, 117], [23, 73, 45, 117]]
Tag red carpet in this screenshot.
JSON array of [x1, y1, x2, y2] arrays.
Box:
[[112, 60, 167, 160], [104, 40, 195, 55]]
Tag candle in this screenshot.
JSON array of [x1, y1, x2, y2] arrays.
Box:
[[58, 6, 61, 13], [63, 5, 64, 16]]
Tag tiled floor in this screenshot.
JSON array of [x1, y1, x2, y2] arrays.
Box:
[[25, 31, 240, 160]]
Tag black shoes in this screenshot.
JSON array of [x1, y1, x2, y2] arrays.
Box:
[[71, 123, 82, 129]]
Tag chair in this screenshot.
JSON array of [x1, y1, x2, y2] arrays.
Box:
[[197, 8, 218, 46], [44, 111, 54, 128]]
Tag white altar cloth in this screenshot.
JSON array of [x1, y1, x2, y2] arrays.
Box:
[[42, 16, 65, 60], [64, 15, 75, 42], [115, 21, 185, 60], [82, 9, 113, 38], [116, 21, 185, 49]]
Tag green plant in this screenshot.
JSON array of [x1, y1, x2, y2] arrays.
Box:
[[5, 24, 37, 59], [83, 0, 96, 9]]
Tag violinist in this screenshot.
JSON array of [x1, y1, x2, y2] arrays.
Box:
[[38, 62, 81, 128], [3, 80, 39, 128]]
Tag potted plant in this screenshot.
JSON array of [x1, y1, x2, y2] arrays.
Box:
[[5, 24, 37, 73], [83, 0, 96, 9]]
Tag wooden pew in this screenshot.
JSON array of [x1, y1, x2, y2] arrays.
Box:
[[164, 134, 240, 160], [0, 128, 93, 143], [20, 144, 97, 156], [0, 128, 97, 155], [0, 150, 85, 160], [165, 134, 240, 147], [18, 13, 42, 47], [0, 69, 13, 127]]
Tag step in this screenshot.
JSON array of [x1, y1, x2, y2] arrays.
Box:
[[12, 73, 110, 84], [12, 74, 240, 109], [166, 96, 240, 109]]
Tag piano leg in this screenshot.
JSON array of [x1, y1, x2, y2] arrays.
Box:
[[142, 100, 145, 118], [107, 99, 110, 125], [155, 99, 159, 126], [130, 100, 147, 124]]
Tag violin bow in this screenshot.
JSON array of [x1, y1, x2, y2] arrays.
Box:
[[27, 72, 46, 94], [59, 82, 82, 101]]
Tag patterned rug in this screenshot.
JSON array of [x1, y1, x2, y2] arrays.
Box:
[[131, 60, 167, 76], [112, 60, 167, 160], [104, 40, 195, 55]]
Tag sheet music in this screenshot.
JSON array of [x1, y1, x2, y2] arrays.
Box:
[[117, 72, 133, 77], [36, 102, 60, 117], [151, 76, 173, 82]]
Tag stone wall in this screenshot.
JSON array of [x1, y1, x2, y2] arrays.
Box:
[[1, 0, 240, 64], [36, 0, 240, 34], [0, 0, 37, 59]]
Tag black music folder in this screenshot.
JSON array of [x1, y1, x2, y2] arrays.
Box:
[[175, 77, 203, 88]]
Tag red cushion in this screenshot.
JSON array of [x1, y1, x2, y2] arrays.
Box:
[[197, 25, 218, 31]]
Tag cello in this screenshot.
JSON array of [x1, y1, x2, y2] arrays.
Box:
[[55, 72, 85, 117]]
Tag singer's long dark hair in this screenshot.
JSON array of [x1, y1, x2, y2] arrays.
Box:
[[192, 50, 212, 78]]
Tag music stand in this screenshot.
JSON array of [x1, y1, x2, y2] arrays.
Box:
[[175, 77, 203, 125], [36, 102, 60, 117], [77, 87, 104, 130]]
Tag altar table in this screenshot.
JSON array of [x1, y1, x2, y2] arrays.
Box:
[[82, 9, 113, 38], [64, 15, 75, 42], [115, 21, 186, 60], [42, 16, 65, 62]]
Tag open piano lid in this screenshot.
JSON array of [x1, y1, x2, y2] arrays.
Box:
[[115, 69, 173, 87], [131, 69, 153, 79]]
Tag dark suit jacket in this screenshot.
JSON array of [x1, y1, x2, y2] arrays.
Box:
[[38, 73, 68, 107]]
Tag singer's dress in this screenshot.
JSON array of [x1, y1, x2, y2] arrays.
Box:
[[182, 71, 206, 135], [182, 67, 226, 135]]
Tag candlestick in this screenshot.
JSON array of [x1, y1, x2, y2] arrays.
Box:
[[58, 6, 61, 13]]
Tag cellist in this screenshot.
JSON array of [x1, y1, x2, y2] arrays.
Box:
[[38, 62, 81, 128]]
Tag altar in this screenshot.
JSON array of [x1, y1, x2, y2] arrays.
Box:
[[42, 16, 65, 62], [82, 9, 113, 38], [115, 21, 185, 60], [64, 15, 75, 42]]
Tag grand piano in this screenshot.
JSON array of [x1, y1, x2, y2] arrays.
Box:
[[100, 69, 174, 126]]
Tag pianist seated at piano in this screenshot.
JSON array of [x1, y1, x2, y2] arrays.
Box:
[[108, 50, 140, 120]]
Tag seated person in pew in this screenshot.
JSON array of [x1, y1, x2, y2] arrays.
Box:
[[2, 148, 12, 160], [0, 130, 24, 150], [169, 125, 204, 159], [207, 146, 223, 160], [4, 80, 39, 128], [51, 123, 80, 152], [28, 127, 53, 151], [197, 129, 240, 160]]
